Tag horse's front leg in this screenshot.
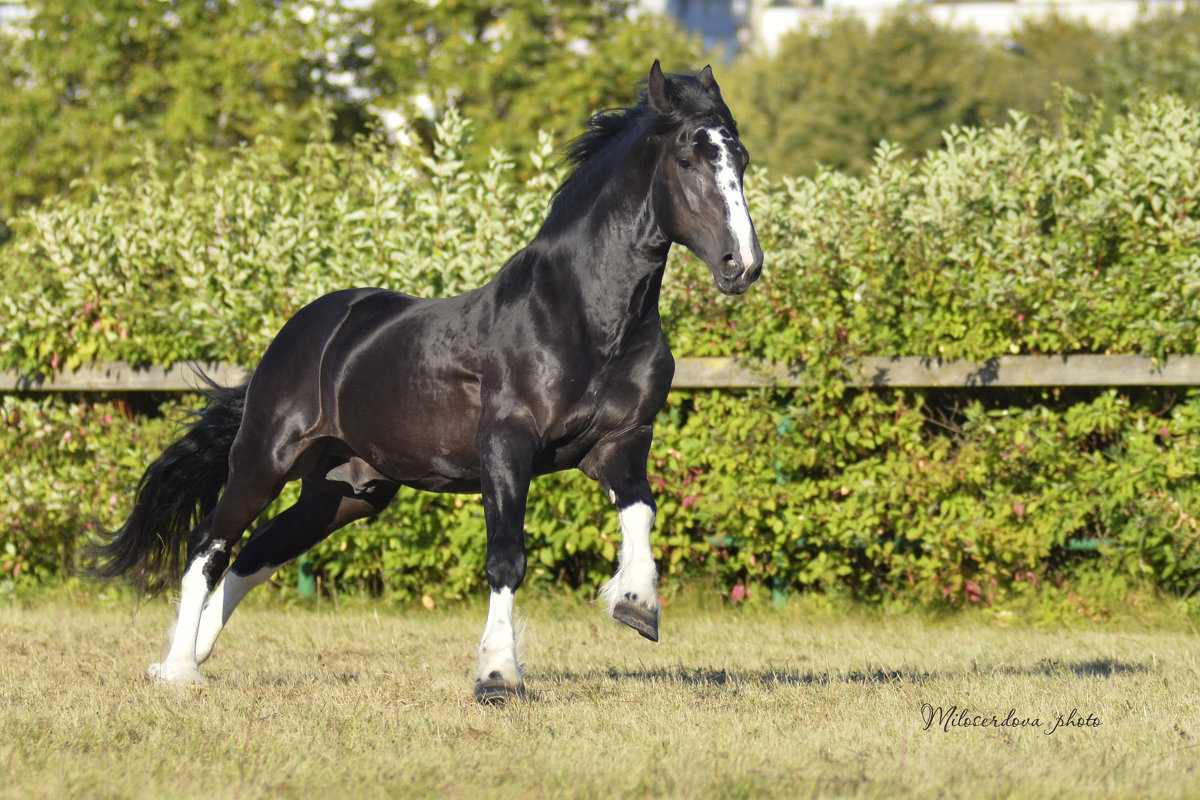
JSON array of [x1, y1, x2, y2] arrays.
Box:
[[581, 425, 660, 642], [473, 420, 534, 704]]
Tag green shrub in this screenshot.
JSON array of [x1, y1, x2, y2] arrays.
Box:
[[1, 396, 181, 590], [3, 97, 1200, 612]]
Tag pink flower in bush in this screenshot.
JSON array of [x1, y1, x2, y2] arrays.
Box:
[[730, 584, 746, 604], [965, 581, 982, 603]]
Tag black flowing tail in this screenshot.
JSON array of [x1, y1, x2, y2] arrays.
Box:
[[85, 376, 248, 595]]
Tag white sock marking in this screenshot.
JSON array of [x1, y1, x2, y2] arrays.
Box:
[[195, 565, 274, 664], [149, 550, 216, 684], [476, 588, 522, 686], [600, 501, 659, 616]]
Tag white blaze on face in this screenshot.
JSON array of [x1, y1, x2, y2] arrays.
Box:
[[706, 127, 756, 271]]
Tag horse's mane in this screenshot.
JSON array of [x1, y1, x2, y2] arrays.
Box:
[[561, 72, 738, 172], [547, 71, 737, 220], [560, 106, 645, 174]]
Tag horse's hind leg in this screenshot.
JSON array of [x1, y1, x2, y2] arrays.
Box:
[[149, 452, 302, 685], [581, 426, 660, 642], [195, 479, 397, 664]]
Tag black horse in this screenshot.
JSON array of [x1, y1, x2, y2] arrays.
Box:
[[90, 61, 763, 703]]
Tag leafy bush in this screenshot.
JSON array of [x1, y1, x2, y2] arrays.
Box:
[[0, 114, 556, 371], [727, 96, 1200, 364], [7, 96, 1200, 370], [3, 98, 1200, 611], [1, 396, 180, 590]]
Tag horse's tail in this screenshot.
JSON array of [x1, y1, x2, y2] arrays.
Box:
[[84, 374, 248, 595]]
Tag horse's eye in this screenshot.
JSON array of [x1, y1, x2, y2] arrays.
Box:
[[677, 157, 695, 171]]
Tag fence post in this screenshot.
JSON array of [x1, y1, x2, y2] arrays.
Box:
[[297, 555, 316, 597]]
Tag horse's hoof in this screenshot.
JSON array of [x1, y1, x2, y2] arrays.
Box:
[[474, 678, 526, 706], [613, 599, 659, 642], [147, 661, 206, 686]]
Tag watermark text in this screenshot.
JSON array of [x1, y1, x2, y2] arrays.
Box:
[[920, 703, 1102, 735]]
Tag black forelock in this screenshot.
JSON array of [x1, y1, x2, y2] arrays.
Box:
[[637, 69, 737, 137]]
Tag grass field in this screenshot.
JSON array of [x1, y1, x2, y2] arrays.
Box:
[[2, 589, 1197, 799]]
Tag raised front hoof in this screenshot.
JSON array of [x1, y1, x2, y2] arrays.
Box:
[[474, 677, 526, 706], [613, 599, 659, 642], [147, 661, 206, 686]]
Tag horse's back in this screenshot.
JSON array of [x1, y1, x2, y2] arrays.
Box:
[[240, 287, 425, 432], [249, 287, 419, 386]]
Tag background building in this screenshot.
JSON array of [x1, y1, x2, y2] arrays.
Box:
[[654, 0, 1188, 56]]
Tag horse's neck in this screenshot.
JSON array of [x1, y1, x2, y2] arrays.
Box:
[[532, 184, 670, 353]]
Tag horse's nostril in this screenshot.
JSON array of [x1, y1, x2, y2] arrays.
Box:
[[721, 255, 741, 279]]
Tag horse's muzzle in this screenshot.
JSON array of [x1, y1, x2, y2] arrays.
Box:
[[714, 252, 763, 296]]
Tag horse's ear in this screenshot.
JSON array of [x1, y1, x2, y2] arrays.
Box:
[[698, 65, 721, 98], [647, 59, 669, 113]]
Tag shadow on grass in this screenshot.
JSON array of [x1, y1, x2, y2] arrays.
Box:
[[1001, 658, 1150, 679], [538, 658, 1149, 689]]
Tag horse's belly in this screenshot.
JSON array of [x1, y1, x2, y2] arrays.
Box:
[[326, 359, 482, 493], [398, 471, 482, 494], [352, 408, 482, 492], [378, 439, 482, 494]]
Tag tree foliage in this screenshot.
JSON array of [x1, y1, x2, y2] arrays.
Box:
[[0, 0, 361, 225], [10, 0, 1200, 228], [728, 4, 1200, 177], [0, 0, 702, 231], [355, 0, 703, 167], [730, 13, 999, 176]]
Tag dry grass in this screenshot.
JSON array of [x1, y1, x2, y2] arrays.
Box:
[[2, 590, 1197, 799]]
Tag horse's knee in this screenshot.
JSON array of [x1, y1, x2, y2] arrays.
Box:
[[485, 545, 526, 592]]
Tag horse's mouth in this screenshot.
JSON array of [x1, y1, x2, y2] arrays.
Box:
[[713, 257, 761, 295], [715, 278, 753, 296]]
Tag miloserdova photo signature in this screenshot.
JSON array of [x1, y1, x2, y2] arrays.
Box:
[[921, 703, 1103, 735]]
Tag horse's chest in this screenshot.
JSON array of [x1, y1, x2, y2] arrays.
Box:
[[537, 350, 673, 464]]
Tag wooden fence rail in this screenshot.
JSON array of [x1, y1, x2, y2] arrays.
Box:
[[4, 355, 1200, 392]]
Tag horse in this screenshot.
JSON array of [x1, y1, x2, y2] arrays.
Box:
[[88, 60, 763, 704]]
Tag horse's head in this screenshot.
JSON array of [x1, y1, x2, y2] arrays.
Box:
[[647, 61, 763, 296]]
